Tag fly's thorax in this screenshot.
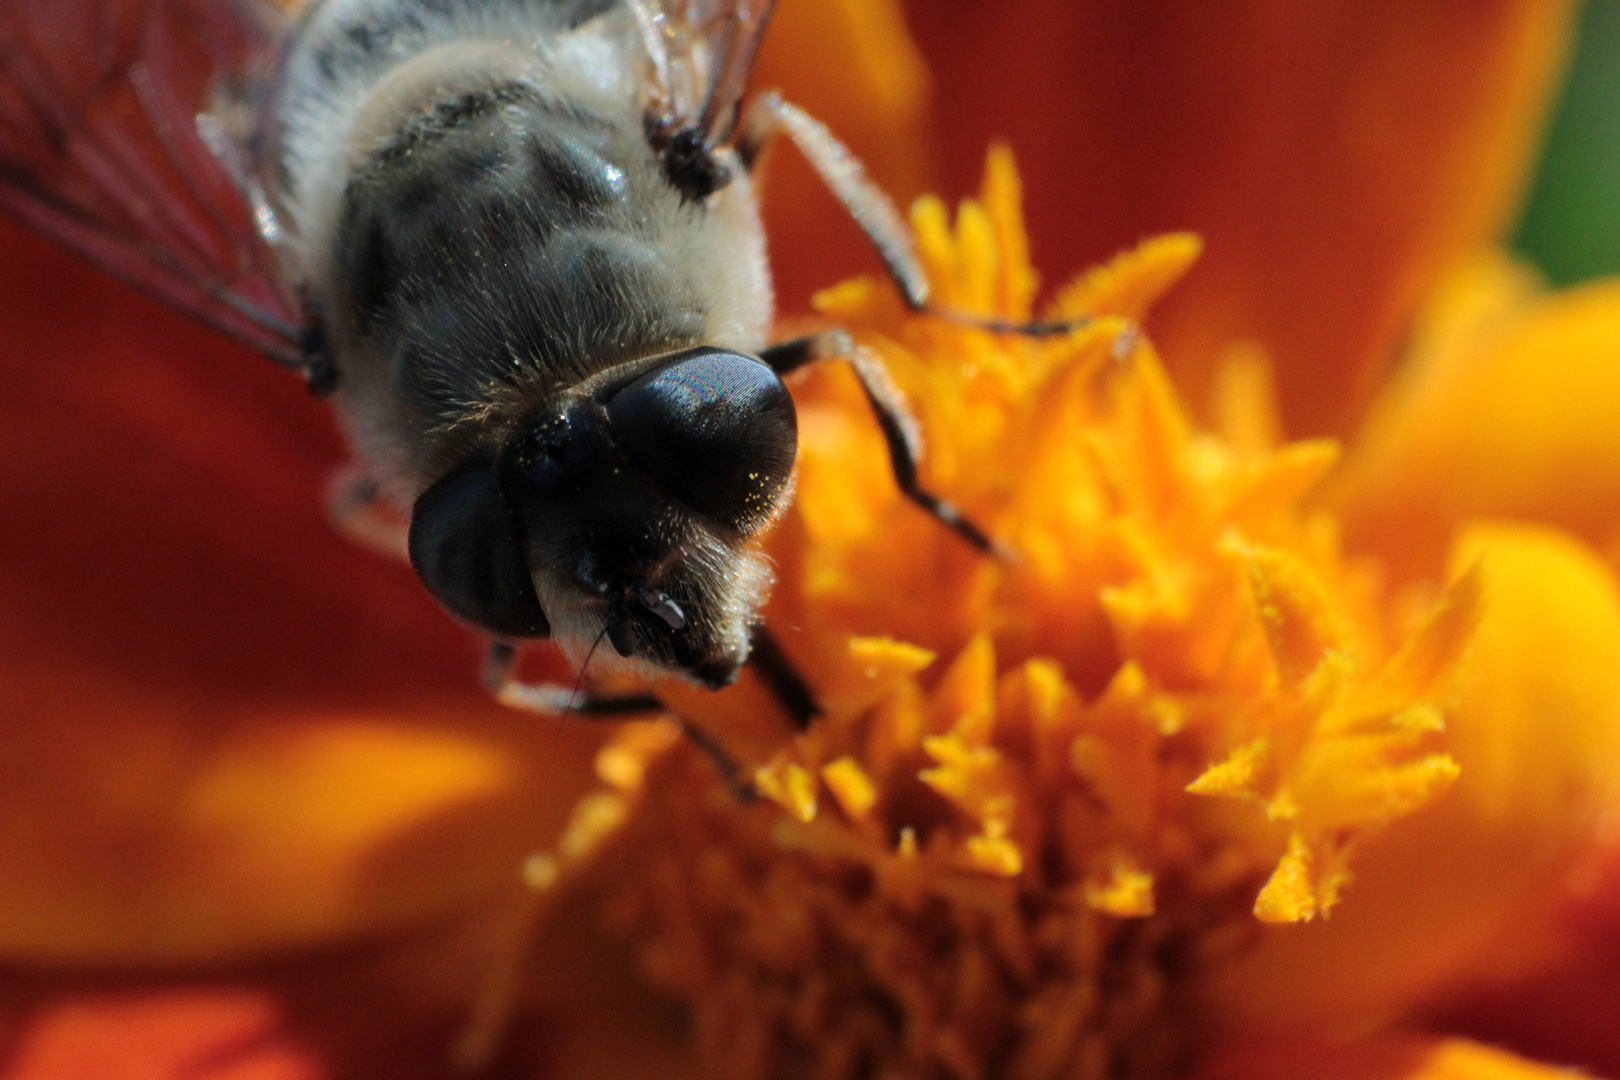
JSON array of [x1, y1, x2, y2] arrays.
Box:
[[269, 0, 622, 258], [273, 4, 773, 491]]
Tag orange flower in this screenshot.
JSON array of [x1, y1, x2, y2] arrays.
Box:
[[1, 2, 1617, 1080]]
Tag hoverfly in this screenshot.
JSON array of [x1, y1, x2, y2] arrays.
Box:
[[0, 0, 1035, 724]]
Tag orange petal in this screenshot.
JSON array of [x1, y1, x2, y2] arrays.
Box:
[[0, 691, 604, 963], [1332, 254, 1620, 582], [1197, 1034, 1588, 1080], [907, 1, 1574, 435], [0, 914, 675, 1080], [3, 991, 319, 1080], [1203, 522, 1620, 1032]]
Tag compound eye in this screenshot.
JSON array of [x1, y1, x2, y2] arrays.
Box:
[[606, 348, 797, 534], [408, 463, 551, 638]]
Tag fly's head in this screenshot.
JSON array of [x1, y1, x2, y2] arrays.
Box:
[[408, 347, 797, 689]]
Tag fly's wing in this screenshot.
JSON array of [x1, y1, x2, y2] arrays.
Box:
[[0, 0, 304, 367], [628, 0, 776, 145]]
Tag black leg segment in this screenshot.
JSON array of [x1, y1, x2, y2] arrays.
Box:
[[482, 641, 664, 717], [761, 332, 1001, 555], [748, 624, 820, 730], [739, 92, 1096, 338]]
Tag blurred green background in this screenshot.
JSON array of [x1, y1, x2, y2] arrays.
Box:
[[1514, 0, 1620, 283]]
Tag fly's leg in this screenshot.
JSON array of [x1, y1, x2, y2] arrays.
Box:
[[761, 333, 1004, 557], [482, 642, 758, 797], [737, 92, 1091, 337], [737, 92, 930, 310], [750, 624, 820, 730], [301, 316, 340, 396], [325, 465, 411, 562], [482, 641, 664, 716], [487, 634, 817, 733]]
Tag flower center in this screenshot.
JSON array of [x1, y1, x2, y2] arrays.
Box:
[[535, 149, 1476, 1080]]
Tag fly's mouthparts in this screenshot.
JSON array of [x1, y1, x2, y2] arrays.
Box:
[[635, 582, 686, 631], [605, 597, 637, 658]]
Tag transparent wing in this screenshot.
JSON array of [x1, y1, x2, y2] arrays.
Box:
[[629, 0, 776, 145], [0, 0, 304, 367]]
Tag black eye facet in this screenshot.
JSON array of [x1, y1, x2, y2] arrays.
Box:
[[605, 348, 796, 534], [408, 462, 551, 638]]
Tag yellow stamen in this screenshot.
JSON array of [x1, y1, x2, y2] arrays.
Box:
[[539, 151, 1476, 1080]]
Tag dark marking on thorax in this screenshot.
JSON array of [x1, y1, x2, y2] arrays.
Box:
[[307, 0, 617, 82], [329, 77, 706, 472]]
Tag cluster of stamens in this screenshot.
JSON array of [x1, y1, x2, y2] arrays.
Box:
[[532, 152, 1476, 1080]]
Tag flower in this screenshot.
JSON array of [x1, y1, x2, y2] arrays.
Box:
[[575, 182, 1466, 1075], [2, 2, 1619, 1080], [534, 150, 1620, 1080]]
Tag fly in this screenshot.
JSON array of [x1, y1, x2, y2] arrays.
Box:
[[0, 0, 1079, 727]]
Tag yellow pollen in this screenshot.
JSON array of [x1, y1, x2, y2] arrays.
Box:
[[1254, 831, 1319, 923], [821, 757, 879, 821], [1083, 857, 1156, 918], [755, 756, 820, 823]]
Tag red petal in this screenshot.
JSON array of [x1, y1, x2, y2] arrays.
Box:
[[905, 0, 1572, 436], [0, 220, 479, 703]]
